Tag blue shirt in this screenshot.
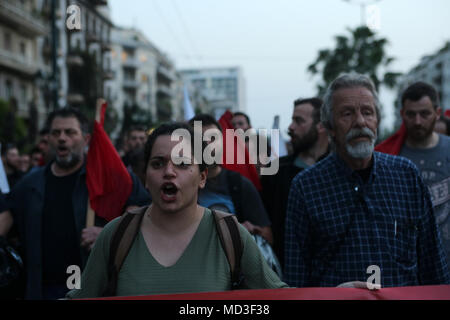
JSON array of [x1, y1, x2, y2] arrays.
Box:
[[284, 151, 450, 288]]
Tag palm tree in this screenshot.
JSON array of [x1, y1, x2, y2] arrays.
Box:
[[308, 26, 401, 97]]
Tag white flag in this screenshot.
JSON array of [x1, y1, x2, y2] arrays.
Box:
[[0, 143, 10, 194], [270, 115, 288, 159], [183, 85, 195, 121]]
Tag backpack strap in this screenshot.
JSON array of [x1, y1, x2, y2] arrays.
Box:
[[103, 206, 148, 297], [212, 209, 244, 289], [225, 169, 243, 221]]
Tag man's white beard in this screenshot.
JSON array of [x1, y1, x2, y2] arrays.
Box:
[[345, 127, 376, 159], [346, 141, 375, 159]]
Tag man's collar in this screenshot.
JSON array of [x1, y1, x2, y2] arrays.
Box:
[[333, 151, 378, 182], [45, 159, 87, 176]]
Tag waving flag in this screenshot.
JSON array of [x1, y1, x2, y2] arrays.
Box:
[[0, 143, 10, 194], [86, 99, 133, 222], [218, 110, 262, 190], [375, 123, 407, 155], [270, 115, 288, 160], [183, 85, 195, 121]]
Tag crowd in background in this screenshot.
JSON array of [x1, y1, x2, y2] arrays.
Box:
[[1, 73, 450, 300]]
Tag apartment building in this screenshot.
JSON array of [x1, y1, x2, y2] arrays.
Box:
[[179, 67, 246, 120]]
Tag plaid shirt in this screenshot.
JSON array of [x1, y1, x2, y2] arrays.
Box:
[[284, 151, 450, 288]]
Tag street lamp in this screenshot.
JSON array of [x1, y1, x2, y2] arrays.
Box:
[[342, 0, 382, 28]]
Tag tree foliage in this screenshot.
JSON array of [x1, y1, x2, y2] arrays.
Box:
[[0, 98, 28, 150], [120, 102, 153, 137], [308, 26, 402, 97]]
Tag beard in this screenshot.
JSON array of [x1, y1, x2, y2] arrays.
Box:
[[344, 127, 377, 159], [290, 126, 318, 155], [54, 151, 83, 169], [407, 118, 436, 142]]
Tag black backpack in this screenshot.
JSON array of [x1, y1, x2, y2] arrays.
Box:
[[225, 169, 283, 278], [0, 236, 23, 295], [103, 206, 244, 297]]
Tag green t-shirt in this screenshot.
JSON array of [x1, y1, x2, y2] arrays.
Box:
[[67, 208, 287, 298]]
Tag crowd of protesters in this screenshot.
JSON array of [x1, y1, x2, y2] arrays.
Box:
[[0, 73, 449, 300]]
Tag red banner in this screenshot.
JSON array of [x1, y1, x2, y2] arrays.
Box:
[[91, 285, 450, 300]]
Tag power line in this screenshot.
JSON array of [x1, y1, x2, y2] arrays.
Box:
[[170, 0, 203, 65], [150, 0, 192, 63]]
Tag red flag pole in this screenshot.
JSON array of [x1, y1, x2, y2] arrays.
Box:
[[86, 98, 105, 228]]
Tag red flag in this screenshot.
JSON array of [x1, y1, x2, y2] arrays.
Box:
[[89, 285, 450, 300], [86, 101, 133, 221], [445, 109, 450, 118], [218, 110, 262, 190], [375, 123, 407, 156]]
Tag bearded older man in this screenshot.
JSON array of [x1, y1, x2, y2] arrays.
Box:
[[284, 73, 450, 288]]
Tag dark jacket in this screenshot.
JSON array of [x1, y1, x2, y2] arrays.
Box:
[[260, 155, 304, 268], [10, 162, 150, 299]]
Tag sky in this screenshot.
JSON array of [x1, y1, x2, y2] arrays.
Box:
[[109, 0, 450, 139]]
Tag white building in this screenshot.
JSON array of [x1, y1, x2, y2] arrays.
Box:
[[179, 67, 246, 120], [50, 0, 114, 111], [107, 27, 180, 137], [396, 41, 450, 126], [0, 0, 48, 128]]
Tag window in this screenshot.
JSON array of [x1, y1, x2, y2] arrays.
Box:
[[4, 32, 11, 50], [20, 84, 27, 105], [20, 42, 26, 56], [5, 80, 13, 100]]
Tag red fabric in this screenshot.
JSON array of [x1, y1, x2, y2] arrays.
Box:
[[445, 109, 450, 118], [218, 110, 261, 191], [38, 156, 46, 167], [89, 285, 450, 300], [375, 123, 407, 156], [86, 102, 133, 221]]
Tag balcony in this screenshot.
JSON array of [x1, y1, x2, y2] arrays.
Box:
[[0, 48, 39, 77], [103, 70, 115, 80], [123, 79, 139, 88], [0, 0, 48, 37], [122, 58, 139, 68], [157, 84, 173, 97], [157, 65, 175, 82], [67, 93, 84, 104], [42, 42, 52, 59], [86, 32, 101, 44], [157, 104, 172, 122], [90, 0, 108, 6], [101, 43, 112, 52], [67, 54, 84, 67]]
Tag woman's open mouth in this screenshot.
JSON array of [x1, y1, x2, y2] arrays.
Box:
[[160, 182, 178, 202]]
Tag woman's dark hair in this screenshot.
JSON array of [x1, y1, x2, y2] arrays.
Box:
[[143, 122, 207, 173], [188, 113, 222, 132]]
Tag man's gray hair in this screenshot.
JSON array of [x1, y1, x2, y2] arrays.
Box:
[[321, 73, 381, 130]]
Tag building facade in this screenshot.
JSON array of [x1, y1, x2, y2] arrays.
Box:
[[0, 0, 48, 130], [0, 0, 182, 144], [395, 41, 450, 127], [107, 27, 180, 138], [49, 0, 113, 112], [1, 0, 114, 128], [179, 67, 246, 120]]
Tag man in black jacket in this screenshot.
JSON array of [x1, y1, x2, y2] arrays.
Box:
[[261, 97, 329, 268]]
